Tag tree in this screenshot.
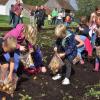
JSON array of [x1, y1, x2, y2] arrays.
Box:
[[23, 0, 47, 6], [76, 0, 100, 16]]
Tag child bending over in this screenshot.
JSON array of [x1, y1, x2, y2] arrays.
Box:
[[0, 37, 17, 81]]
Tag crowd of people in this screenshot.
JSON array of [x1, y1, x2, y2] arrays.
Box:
[[52, 6, 100, 85], [0, 1, 100, 95]]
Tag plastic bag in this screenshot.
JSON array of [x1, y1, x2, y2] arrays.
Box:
[[96, 47, 100, 58], [0, 70, 18, 95], [49, 54, 64, 74], [20, 53, 34, 68]]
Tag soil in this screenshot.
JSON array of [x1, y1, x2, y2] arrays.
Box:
[[0, 29, 100, 100]]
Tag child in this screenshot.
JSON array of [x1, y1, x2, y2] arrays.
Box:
[[94, 16, 100, 72], [4, 24, 46, 74], [0, 37, 17, 81], [48, 14, 52, 25], [52, 24, 77, 85], [75, 35, 93, 64], [64, 15, 71, 27], [78, 16, 90, 37]]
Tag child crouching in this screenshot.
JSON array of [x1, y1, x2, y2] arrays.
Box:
[[52, 24, 77, 85]]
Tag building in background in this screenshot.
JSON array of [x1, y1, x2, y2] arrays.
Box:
[[45, 0, 75, 12], [69, 0, 78, 11]]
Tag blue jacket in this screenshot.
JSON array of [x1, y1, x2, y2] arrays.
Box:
[[56, 34, 77, 62]]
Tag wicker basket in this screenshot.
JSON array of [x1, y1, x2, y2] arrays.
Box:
[[49, 54, 64, 74]]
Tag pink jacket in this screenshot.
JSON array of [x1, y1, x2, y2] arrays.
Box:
[[84, 38, 93, 57], [4, 24, 25, 49]]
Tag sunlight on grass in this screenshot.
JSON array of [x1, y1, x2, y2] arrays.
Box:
[[0, 15, 30, 27]]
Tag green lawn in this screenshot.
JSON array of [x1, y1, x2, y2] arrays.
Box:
[[0, 15, 30, 27]]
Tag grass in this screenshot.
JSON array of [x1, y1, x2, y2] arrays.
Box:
[[0, 15, 30, 27], [85, 83, 100, 99]]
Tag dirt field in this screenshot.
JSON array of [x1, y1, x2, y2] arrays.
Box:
[[0, 29, 100, 100]]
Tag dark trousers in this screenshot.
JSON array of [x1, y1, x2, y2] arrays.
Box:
[[59, 59, 72, 78], [20, 17, 23, 23], [52, 17, 56, 25], [13, 15, 20, 28], [9, 12, 15, 24]]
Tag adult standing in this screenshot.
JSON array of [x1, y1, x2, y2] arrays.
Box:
[[30, 8, 35, 25], [89, 6, 100, 47], [13, 0, 23, 28], [56, 10, 63, 25], [9, 5, 15, 25], [36, 6, 46, 31]]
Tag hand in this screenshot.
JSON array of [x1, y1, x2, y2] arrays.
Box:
[[20, 45, 26, 51], [29, 48, 34, 53], [57, 53, 65, 58], [8, 73, 12, 82], [54, 47, 57, 52]]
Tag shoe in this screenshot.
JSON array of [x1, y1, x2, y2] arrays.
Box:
[[80, 59, 84, 65], [62, 78, 70, 85], [93, 69, 99, 72], [52, 74, 61, 80], [41, 66, 47, 73]]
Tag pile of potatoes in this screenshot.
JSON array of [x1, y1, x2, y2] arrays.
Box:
[[0, 73, 18, 95], [0, 82, 15, 94], [0, 79, 18, 95]]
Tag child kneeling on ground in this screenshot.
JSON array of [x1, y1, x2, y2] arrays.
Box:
[[0, 37, 17, 81], [52, 24, 77, 85]]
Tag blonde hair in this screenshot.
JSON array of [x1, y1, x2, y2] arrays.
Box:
[[81, 16, 88, 24], [23, 24, 37, 45], [55, 24, 66, 37], [4, 37, 17, 50]]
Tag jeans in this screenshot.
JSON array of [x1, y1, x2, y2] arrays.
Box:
[[4, 48, 43, 71], [91, 33, 96, 48], [95, 57, 100, 70], [4, 50, 20, 72], [56, 19, 63, 25], [9, 11, 15, 24], [52, 17, 56, 25], [13, 15, 20, 28], [59, 59, 72, 78], [64, 22, 70, 27], [32, 47, 43, 67], [77, 46, 85, 60]]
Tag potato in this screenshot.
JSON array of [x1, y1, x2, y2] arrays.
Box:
[[2, 86, 6, 91], [9, 87, 13, 92], [0, 83, 4, 87], [5, 84, 10, 89]]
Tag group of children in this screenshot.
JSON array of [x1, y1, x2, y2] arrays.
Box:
[[0, 23, 47, 83], [52, 6, 100, 85], [0, 6, 100, 88]]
